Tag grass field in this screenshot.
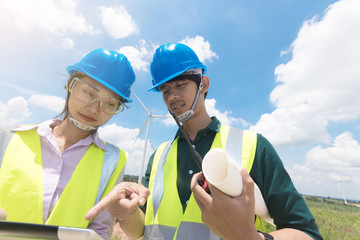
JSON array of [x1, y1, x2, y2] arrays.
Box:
[[263, 195, 360, 240], [304, 196, 360, 240], [111, 185, 360, 240]]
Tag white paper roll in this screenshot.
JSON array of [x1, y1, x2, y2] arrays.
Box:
[[202, 148, 243, 196], [0, 208, 6, 220], [202, 148, 274, 225]]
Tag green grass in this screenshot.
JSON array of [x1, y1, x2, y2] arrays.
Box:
[[304, 196, 360, 240], [263, 196, 360, 240]]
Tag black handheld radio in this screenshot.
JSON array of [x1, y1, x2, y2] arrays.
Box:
[[169, 111, 211, 194]]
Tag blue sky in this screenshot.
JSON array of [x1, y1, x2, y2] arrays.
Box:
[[1, 0, 359, 201]]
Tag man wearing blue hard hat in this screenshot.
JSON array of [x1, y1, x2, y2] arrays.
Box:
[[89, 43, 323, 240], [0, 48, 149, 240], [144, 42, 323, 239]]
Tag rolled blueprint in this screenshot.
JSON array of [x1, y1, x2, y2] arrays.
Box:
[[202, 148, 274, 225]]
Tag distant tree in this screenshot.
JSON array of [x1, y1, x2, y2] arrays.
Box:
[[123, 175, 139, 183]]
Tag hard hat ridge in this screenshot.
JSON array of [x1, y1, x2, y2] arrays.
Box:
[[149, 43, 207, 92]]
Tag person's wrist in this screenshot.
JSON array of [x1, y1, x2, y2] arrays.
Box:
[[257, 230, 274, 240], [236, 228, 264, 240]]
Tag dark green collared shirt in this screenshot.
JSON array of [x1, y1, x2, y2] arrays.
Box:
[[143, 117, 322, 240]]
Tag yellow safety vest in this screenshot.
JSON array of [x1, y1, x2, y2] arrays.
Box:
[[144, 124, 265, 240], [0, 128, 126, 228]]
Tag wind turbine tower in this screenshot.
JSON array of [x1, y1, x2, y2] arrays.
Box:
[[133, 92, 170, 183], [339, 179, 348, 205]]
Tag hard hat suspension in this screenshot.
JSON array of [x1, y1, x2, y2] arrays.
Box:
[[69, 112, 98, 131]]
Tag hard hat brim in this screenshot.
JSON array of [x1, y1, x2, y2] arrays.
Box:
[[148, 64, 207, 92]]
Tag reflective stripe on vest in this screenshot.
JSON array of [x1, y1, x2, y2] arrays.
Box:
[[0, 128, 126, 228], [144, 140, 177, 239], [144, 124, 262, 240]]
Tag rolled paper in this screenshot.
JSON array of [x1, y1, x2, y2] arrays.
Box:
[[0, 208, 7, 220], [202, 148, 243, 196], [202, 148, 274, 225]]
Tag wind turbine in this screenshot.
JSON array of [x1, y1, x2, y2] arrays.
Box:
[[133, 92, 170, 183], [338, 179, 348, 205]]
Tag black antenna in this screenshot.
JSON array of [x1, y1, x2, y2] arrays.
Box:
[[169, 111, 203, 170]]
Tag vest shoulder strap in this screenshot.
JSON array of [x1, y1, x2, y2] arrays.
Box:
[[150, 141, 173, 219], [225, 127, 257, 172], [0, 128, 16, 167], [95, 142, 121, 205]]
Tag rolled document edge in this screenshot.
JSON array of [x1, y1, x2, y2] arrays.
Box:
[[202, 148, 274, 226], [0, 208, 6, 221]]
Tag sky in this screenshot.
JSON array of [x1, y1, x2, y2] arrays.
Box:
[[0, 0, 359, 201]]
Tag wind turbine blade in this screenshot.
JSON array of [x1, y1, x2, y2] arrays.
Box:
[[133, 91, 150, 116], [152, 115, 171, 118], [149, 140, 156, 152], [134, 117, 149, 145]]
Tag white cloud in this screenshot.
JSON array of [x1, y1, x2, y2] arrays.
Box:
[[99, 6, 138, 39], [162, 113, 176, 126], [0, 81, 38, 96], [118, 40, 156, 72], [0, 0, 95, 49], [206, 99, 250, 127], [251, 0, 360, 146], [252, 106, 331, 146], [61, 38, 74, 49], [98, 124, 154, 176], [289, 131, 360, 198], [307, 132, 360, 170], [1, 0, 94, 34], [181, 35, 219, 63], [161, 98, 249, 128], [28, 94, 65, 112], [117, 36, 217, 72], [0, 97, 31, 125]]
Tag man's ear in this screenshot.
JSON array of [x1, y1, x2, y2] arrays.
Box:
[[201, 76, 210, 93]]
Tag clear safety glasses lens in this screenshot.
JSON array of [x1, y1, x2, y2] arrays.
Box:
[[68, 78, 124, 114]]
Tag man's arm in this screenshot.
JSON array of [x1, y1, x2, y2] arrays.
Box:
[[85, 182, 149, 239], [252, 135, 322, 240]]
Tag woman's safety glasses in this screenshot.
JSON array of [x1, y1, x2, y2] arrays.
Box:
[[67, 77, 124, 114]]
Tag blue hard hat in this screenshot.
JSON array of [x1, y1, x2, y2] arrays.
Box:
[[67, 48, 135, 102], [149, 43, 207, 92]]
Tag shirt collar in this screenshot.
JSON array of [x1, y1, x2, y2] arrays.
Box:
[[174, 116, 221, 140], [12, 119, 106, 150]]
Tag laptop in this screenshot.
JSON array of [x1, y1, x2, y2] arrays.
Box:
[[0, 221, 103, 240]]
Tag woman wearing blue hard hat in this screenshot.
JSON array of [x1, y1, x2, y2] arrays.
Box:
[[0, 48, 149, 240]]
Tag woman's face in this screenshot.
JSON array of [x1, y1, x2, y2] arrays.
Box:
[[67, 75, 121, 128]]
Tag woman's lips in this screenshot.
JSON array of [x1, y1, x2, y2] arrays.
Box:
[[79, 113, 96, 122]]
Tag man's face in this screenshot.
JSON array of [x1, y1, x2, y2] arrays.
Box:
[[159, 79, 198, 115]]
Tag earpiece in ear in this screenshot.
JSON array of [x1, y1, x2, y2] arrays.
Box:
[[199, 82, 204, 91]]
